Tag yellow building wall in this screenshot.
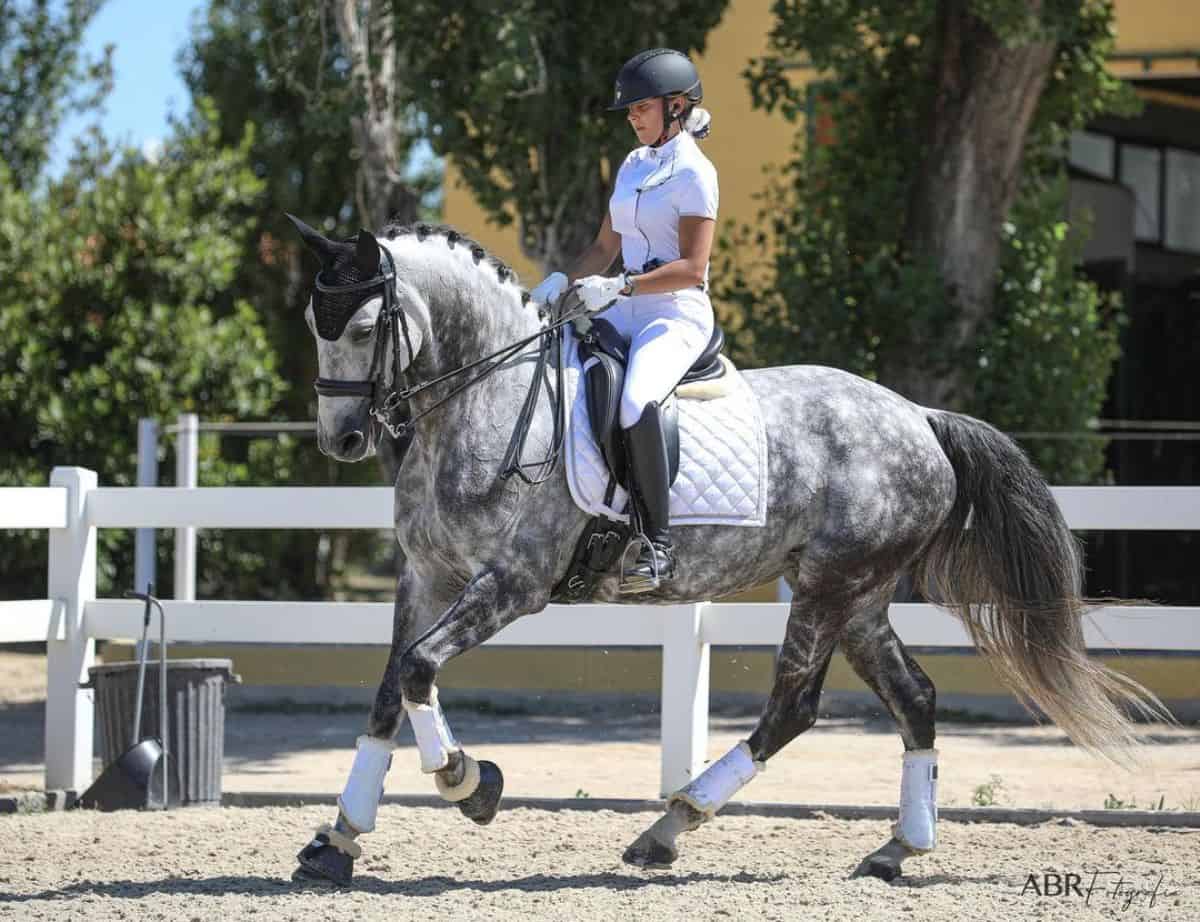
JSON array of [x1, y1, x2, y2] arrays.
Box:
[[1104, 0, 1200, 59]]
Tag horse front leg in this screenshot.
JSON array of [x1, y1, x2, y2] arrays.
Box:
[[294, 567, 542, 887]]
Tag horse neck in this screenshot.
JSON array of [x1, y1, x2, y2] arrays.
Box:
[[401, 259, 544, 435], [425, 280, 538, 374]]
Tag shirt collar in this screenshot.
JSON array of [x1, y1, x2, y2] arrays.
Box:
[[646, 130, 687, 161]]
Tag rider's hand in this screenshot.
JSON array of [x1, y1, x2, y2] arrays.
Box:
[[529, 271, 568, 307], [575, 274, 627, 313]]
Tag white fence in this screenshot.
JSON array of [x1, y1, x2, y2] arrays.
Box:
[[3, 468, 1200, 798]]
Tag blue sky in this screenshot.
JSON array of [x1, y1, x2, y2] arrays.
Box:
[[50, 0, 205, 176]]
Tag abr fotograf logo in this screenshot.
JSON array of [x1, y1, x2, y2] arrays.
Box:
[[1021, 870, 1171, 911]]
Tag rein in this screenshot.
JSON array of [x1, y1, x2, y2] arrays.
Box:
[[313, 246, 586, 483]]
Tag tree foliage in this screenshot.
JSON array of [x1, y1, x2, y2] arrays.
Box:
[[397, 0, 730, 274], [713, 0, 1133, 482], [0, 106, 304, 597], [181, 0, 431, 421], [0, 0, 113, 191]]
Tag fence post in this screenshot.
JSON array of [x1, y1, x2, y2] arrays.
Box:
[[174, 412, 198, 600], [45, 467, 97, 794], [660, 602, 710, 796], [134, 418, 158, 595]]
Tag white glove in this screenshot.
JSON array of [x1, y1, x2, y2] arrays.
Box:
[[529, 271, 568, 306], [575, 274, 628, 313]]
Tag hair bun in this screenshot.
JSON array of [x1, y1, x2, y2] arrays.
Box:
[[685, 107, 712, 139]]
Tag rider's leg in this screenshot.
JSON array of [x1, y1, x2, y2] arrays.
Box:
[[617, 306, 712, 431], [618, 310, 710, 592], [621, 400, 675, 592]]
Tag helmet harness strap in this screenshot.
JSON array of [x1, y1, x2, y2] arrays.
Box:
[[655, 96, 686, 147]]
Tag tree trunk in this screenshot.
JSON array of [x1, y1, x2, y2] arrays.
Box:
[[329, 0, 420, 230], [887, 0, 1056, 409], [327, 0, 419, 487]]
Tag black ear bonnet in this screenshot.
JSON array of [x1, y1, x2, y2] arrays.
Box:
[[287, 214, 385, 341]]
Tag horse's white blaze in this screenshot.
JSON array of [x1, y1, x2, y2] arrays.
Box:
[[337, 734, 396, 834], [403, 686, 460, 772], [895, 748, 938, 851], [668, 740, 762, 816]]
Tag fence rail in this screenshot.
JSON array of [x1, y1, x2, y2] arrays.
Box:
[[3, 468, 1199, 796]]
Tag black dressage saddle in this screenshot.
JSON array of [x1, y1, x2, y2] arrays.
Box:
[[576, 317, 726, 492]]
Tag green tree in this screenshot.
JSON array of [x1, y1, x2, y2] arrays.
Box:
[[0, 106, 302, 597], [398, 0, 731, 274], [714, 0, 1131, 482], [0, 0, 113, 191], [182, 0, 436, 493]]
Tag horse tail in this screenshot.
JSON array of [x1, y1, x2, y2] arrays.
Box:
[[914, 410, 1170, 765]]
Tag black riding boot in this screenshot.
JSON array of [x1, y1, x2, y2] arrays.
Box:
[[620, 401, 676, 594]]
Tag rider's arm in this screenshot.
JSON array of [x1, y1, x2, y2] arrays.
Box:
[[567, 214, 621, 281], [622, 215, 715, 296]]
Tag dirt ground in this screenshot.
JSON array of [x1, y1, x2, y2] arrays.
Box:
[[1, 805, 1196, 921], [3, 650, 1199, 920]]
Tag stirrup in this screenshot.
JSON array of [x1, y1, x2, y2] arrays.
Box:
[[618, 535, 674, 594]]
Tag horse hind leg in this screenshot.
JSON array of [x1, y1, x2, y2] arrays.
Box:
[[840, 602, 939, 882], [623, 581, 882, 869]]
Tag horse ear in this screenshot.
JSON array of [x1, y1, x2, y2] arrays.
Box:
[[286, 213, 339, 265], [354, 229, 381, 276]]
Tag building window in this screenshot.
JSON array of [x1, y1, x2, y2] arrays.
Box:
[[1119, 144, 1162, 243], [1165, 148, 1200, 254], [1070, 131, 1115, 178]]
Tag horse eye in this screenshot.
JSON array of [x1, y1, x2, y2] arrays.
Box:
[[350, 325, 375, 343]]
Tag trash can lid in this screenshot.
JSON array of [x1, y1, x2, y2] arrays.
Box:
[[87, 659, 241, 682]]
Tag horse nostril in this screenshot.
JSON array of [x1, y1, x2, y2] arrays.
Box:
[[339, 431, 365, 456]]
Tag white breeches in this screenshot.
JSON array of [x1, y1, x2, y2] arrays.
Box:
[[597, 290, 714, 429]]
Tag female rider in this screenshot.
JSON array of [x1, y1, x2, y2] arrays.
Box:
[[530, 48, 718, 594]]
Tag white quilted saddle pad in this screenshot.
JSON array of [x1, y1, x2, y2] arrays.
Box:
[[560, 330, 768, 527]]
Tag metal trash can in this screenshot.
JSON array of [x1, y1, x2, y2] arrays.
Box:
[[85, 659, 240, 805]]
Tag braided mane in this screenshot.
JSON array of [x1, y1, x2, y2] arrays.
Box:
[[382, 221, 530, 304]]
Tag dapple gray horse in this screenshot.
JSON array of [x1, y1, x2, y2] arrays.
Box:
[[287, 217, 1163, 887]]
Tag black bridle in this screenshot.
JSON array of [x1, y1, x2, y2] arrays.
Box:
[[312, 245, 587, 483]]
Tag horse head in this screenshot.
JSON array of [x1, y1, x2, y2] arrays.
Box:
[[290, 214, 537, 464], [289, 214, 425, 462]]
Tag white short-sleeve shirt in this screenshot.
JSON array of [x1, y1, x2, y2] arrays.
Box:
[[608, 131, 719, 284]]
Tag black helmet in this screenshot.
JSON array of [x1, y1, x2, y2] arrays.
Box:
[[607, 48, 702, 111]]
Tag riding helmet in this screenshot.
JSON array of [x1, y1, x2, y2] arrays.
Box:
[[607, 48, 702, 110]]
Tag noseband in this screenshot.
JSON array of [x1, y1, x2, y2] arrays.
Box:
[[311, 244, 589, 481]]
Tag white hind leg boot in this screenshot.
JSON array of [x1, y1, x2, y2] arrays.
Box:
[[336, 734, 396, 834], [668, 741, 763, 817], [894, 748, 938, 852]]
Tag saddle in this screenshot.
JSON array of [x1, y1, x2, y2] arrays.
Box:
[[550, 317, 730, 605], [577, 317, 726, 493]]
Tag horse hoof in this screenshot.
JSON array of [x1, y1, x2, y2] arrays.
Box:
[[852, 854, 902, 882], [457, 759, 504, 825], [622, 832, 678, 869], [294, 838, 354, 887]]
